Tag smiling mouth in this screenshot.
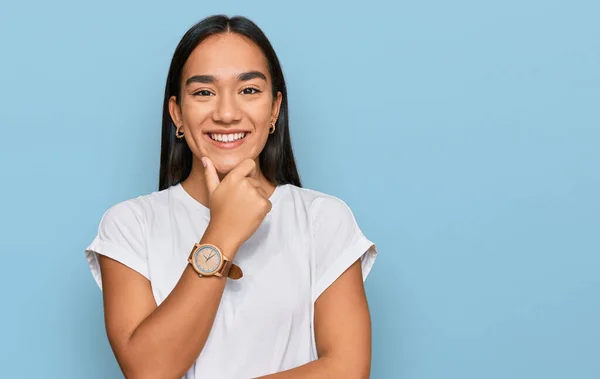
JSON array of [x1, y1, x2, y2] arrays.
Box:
[[205, 132, 250, 148], [206, 132, 248, 143]]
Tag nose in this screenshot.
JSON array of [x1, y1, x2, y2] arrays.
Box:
[[212, 92, 242, 124]]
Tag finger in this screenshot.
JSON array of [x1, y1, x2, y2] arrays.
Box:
[[264, 198, 273, 214], [256, 186, 268, 199], [228, 159, 257, 181], [246, 177, 262, 189], [202, 157, 220, 196]]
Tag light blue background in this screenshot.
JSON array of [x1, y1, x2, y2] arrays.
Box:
[[1, 0, 598, 378]]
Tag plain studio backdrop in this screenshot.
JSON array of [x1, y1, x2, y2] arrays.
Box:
[[0, 0, 598, 378]]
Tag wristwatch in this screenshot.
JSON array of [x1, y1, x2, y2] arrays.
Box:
[[187, 243, 243, 280]]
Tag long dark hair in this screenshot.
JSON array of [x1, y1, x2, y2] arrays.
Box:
[[158, 15, 302, 191]]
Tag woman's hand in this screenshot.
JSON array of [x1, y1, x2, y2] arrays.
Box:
[[201, 157, 272, 256]]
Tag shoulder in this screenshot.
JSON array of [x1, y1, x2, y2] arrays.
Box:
[[282, 185, 356, 224], [98, 186, 172, 229]]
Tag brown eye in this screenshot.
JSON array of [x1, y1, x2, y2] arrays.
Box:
[[241, 87, 261, 95], [193, 90, 214, 96]]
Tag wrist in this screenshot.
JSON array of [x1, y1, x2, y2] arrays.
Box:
[[201, 224, 240, 259]]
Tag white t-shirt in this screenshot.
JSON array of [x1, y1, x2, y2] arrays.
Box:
[[85, 182, 377, 379]]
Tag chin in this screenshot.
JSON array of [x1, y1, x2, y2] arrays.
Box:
[[212, 156, 247, 174]]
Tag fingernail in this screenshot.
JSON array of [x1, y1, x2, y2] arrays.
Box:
[[201, 158, 207, 167]]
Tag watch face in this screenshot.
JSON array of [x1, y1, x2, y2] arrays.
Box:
[[192, 245, 222, 275]]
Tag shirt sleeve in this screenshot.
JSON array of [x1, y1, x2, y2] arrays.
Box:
[[85, 200, 149, 290], [310, 196, 378, 302]]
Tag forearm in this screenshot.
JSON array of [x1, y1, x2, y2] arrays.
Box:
[[123, 231, 237, 379], [254, 356, 367, 379], [123, 266, 223, 378], [254, 357, 336, 379]]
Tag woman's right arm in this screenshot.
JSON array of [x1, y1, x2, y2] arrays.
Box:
[[99, 227, 236, 379], [99, 158, 271, 379]]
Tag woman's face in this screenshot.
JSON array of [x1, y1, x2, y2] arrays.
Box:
[[169, 32, 282, 176]]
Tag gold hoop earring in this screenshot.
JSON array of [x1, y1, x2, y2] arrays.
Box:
[[175, 125, 185, 139], [269, 121, 276, 135]]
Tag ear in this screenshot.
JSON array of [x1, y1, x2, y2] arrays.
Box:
[[168, 95, 183, 129], [271, 91, 283, 122]]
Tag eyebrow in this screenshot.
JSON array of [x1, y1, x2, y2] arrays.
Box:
[[185, 71, 267, 86]]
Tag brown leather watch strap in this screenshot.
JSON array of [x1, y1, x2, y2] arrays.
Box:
[[219, 259, 243, 279], [229, 264, 243, 279], [220, 260, 232, 277]]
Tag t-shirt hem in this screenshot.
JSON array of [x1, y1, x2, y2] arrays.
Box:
[[312, 235, 377, 302], [85, 238, 150, 290]]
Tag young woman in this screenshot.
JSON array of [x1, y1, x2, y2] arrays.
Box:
[[85, 14, 378, 379]]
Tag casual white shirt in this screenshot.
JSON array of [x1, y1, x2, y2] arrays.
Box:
[[85, 182, 377, 379]]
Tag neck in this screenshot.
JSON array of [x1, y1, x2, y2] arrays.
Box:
[[180, 156, 276, 208]]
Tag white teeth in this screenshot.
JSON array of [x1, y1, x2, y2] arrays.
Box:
[[209, 132, 246, 142]]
